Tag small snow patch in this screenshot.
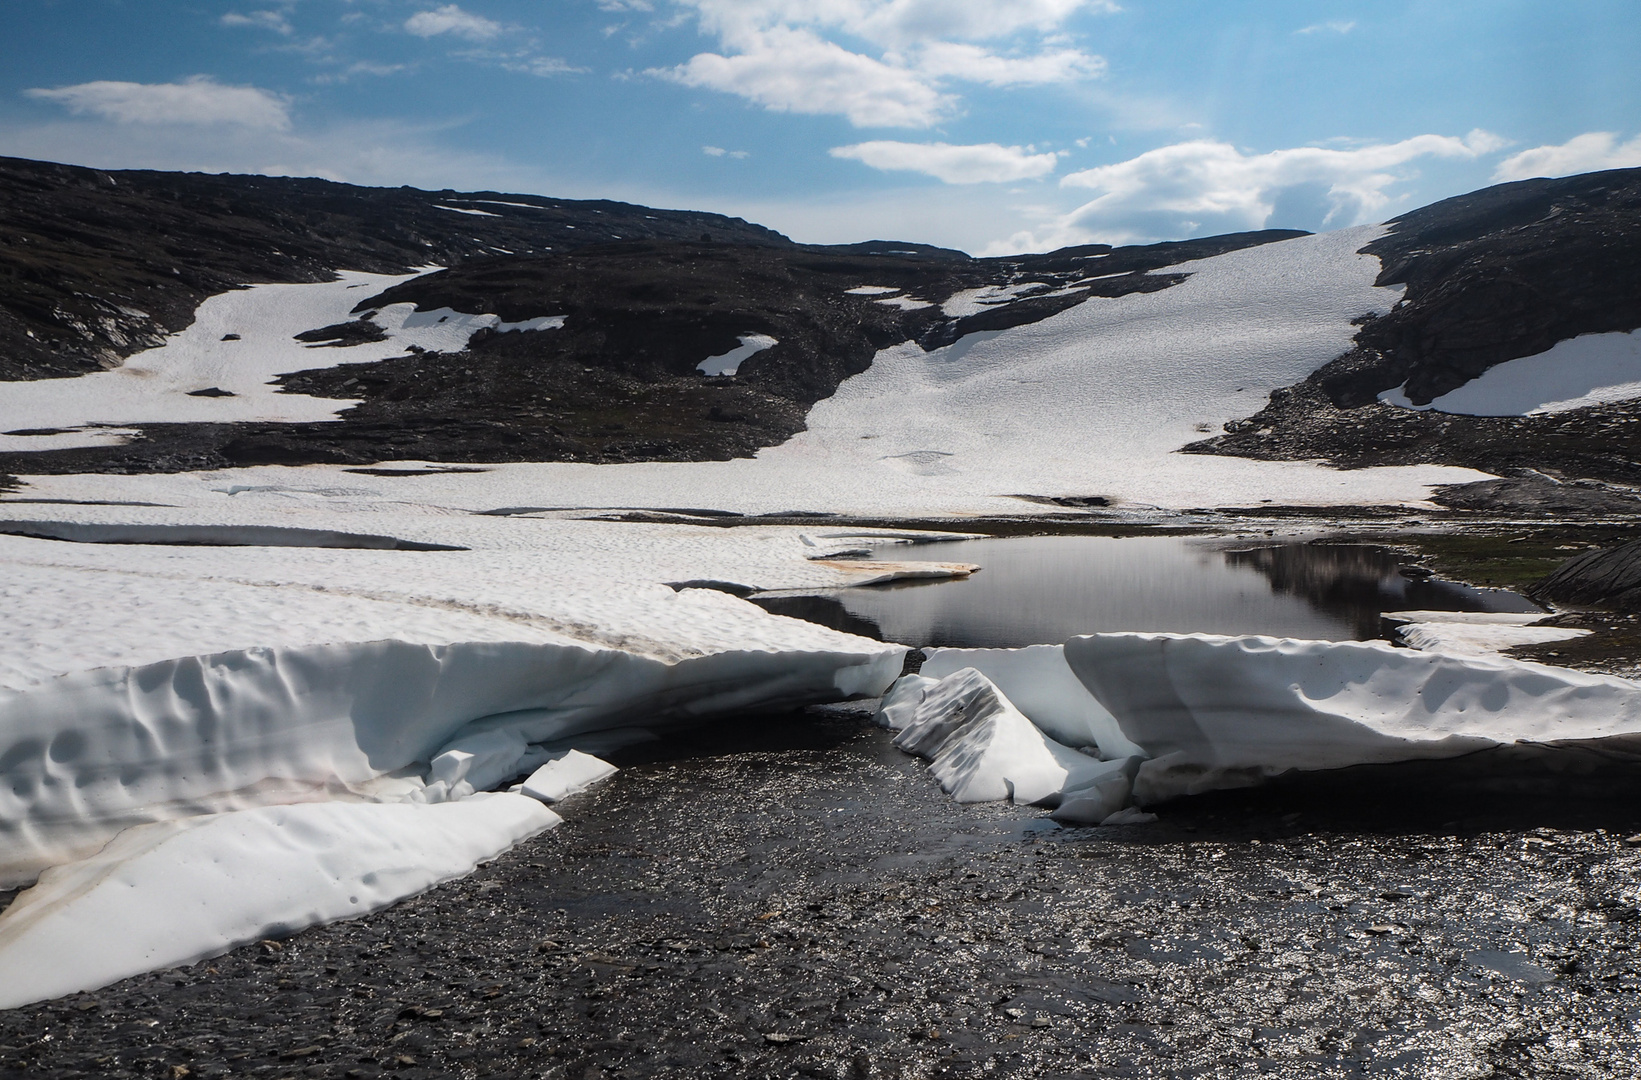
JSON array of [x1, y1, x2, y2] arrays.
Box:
[[697, 333, 777, 376], [845, 286, 901, 296], [875, 296, 934, 311], [518, 750, 618, 803], [434, 204, 501, 217]]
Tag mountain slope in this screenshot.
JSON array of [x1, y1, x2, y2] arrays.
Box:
[[0, 155, 788, 382], [0, 152, 1301, 473], [1188, 168, 1641, 505]]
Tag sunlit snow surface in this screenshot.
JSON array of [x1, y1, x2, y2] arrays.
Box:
[[1380, 329, 1641, 416], [0, 225, 1591, 1007]]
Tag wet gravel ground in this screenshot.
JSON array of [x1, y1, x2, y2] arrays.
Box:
[[6, 708, 1641, 1080]]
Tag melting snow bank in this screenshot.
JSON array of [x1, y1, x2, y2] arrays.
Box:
[[0, 636, 901, 887], [879, 632, 1641, 816], [0, 624, 900, 1006], [0, 795, 556, 1011]]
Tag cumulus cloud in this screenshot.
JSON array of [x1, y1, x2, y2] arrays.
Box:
[[221, 10, 292, 35], [832, 140, 1059, 183], [653, 0, 1111, 128], [405, 4, 502, 42], [661, 26, 955, 127], [25, 77, 292, 131], [1006, 130, 1505, 247], [1494, 132, 1641, 181]]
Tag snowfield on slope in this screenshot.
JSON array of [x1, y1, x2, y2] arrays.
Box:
[[8, 226, 1487, 514]]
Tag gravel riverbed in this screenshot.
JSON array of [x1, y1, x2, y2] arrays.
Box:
[[5, 708, 1641, 1079]]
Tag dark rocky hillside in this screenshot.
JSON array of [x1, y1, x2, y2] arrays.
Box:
[[0, 153, 1300, 473], [0, 155, 786, 382], [1189, 168, 1641, 507]]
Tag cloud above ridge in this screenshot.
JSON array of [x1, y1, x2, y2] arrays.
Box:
[[832, 140, 1060, 183], [987, 130, 1508, 250], [1494, 132, 1641, 181], [25, 77, 292, 130]]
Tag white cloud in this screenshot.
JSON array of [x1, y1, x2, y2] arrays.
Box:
[[496, 55, 588, 76], [221, 10, 292, 35], [832, 140, 1059, 183], [703, 144, 727, 155], [656, 26, 955, 128], [1494, 132, 1641, 181], [405, 5, 502, 42], [25, 77, 292, 131], [1021, 131, 1504, 247], [654, 0, 1110, 128], [907, 42, 1104, 86], [680, 0, 1117, 47], [1296, 20, 1356, 35]]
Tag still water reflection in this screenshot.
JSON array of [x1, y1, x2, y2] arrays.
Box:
[[755, 536, 1541, 648]]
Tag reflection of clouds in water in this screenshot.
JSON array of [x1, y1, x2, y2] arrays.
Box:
[[828, 537, 1535, 649]]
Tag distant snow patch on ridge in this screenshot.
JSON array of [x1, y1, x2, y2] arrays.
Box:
[[940, 282, 1053, 317], [368, 303, 565, 355], [845, 285, 901, 295], [433, 203, 501, 217], [1380, 329, 1641, 415], [698, 333, 778, 376], [875, 295, 935, 311]]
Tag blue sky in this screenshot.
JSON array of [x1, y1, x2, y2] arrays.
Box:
[[4, 0, 1639, 253]]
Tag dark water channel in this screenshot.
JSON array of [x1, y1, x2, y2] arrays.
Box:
[[755, 535, 1541, 647]]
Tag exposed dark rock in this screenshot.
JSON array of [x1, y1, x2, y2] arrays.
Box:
[[293, 319, 389, 347], [1432, 476, 1641, 516], [1531, 540, 1641, 611], [1188, 383, 1641, 491], [0, 154, 788, 382]]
